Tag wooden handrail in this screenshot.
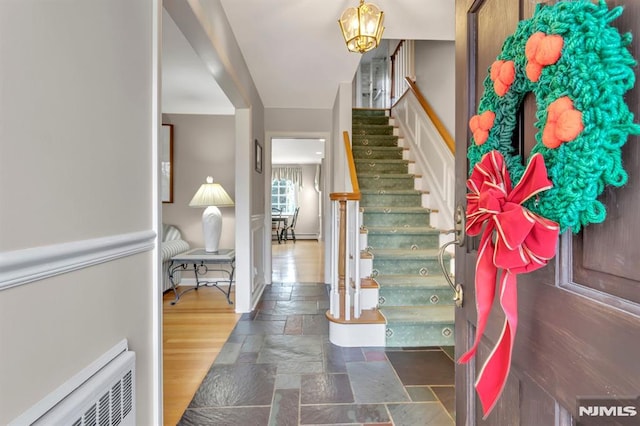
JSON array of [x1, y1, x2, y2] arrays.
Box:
[[391, 39, 405, 59], [331, 131, 361, 202], [404, 77, 456, 155], [330, 192, 361, 201], [343, 131, 360, 194]]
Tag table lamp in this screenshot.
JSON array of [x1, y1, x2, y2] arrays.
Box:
[[189, 176, 234, 252]]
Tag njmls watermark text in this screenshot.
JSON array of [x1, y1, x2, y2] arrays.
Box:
[[577, 396, 639, 426]]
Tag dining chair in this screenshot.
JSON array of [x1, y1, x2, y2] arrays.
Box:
[[281, 206, 300, 243], [271, 207, 283, 244]]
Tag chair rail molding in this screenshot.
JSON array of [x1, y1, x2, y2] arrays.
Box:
[[0, 230, 156, 291]]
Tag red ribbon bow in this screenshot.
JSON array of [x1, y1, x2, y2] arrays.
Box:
[[459, 151, 559, 417]]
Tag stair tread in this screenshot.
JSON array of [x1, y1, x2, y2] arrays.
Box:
[[375, 274, 452, 288], [353, 146, 401, 149], [353, 133, 397, 138], [353, 127, 391, 130], [360, 189, 422, 194], [353, 113, 389, 116], [366, 226, 438, 234], [380, 305, 454, 324], [363, 206, 430, 213], [357, 173, 415, 179], [371, 248, 449, 258], [354, 159, 408, 163]]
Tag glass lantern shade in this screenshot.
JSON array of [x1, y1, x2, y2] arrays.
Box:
[[338, 0, 385, 54]]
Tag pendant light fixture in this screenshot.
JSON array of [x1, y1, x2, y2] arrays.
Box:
[[338, 0, 385, 54]]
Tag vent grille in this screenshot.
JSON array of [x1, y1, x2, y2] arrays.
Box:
[[122, 371, 133, 418], [98, 392, 109, 426], [32, 351, 135, 426], [83, 405, 97, 426]]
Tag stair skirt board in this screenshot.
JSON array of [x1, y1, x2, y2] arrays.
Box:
[[329, 108, 455, 349]]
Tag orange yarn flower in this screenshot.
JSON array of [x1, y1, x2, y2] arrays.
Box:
[[542, 97, 583, 148], [525, 32, 564, 82], [490, 60, 515, 96], [469, 111, 496, 145]]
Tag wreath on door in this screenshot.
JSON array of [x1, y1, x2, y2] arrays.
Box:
[[460, 0, 640, 417]]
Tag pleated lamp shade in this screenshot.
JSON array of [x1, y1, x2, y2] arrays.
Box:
[[188, 176, 234, 208]]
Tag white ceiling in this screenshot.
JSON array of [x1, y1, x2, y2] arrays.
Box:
[[219, 0, 455, 109], [161, 0, 455, 159]]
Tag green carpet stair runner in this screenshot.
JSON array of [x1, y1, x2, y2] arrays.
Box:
[[353, 108, 455, 347]]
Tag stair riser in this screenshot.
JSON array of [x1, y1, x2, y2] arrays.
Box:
[[353, 148, 404, 160], [385, 323, 455, 347], [367, 233, 439, 250], [378, 287, 455, 307], [353, 116, 389, 125], [358, 177, 415, 190], [360, 193, 422, 207], [352, 136, 399, 147], [355, 162, 408, 174], [353, 110, 387, 117], [353, 125, 394, 136], [373, 257, 443, 276], [363, 212, 431, 227]]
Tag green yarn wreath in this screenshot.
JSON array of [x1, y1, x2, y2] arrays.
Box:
[[467, 0, 640, 233]]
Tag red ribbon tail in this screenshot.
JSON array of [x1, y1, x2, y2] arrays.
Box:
[[458, 228, 497, 364], [475, 271, 519, 418]]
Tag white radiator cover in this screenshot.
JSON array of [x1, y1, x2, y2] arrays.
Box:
[[31, 350, 136, 426]]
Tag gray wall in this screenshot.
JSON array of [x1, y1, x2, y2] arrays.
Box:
[[266, 108, 332, 133], [162, 114, 236, 250], [0, 1, 157, 423], [414, 40, 456, 137]]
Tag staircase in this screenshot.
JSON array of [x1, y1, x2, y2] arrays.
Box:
[[352, 108, 455, 347]]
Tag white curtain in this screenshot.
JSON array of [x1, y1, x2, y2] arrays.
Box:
[[272, 166, 303, 189], [314, 164, 321, 193]]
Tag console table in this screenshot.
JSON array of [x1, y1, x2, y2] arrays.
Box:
[[168, 248, 235, 305]]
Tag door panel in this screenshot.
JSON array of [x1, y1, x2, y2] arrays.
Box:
[[455, 0, 640, 424], [572, 1, 640, 304], [473, 0, 519, 104]]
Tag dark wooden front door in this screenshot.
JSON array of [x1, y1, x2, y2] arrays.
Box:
[[454, 0, 640, 424]]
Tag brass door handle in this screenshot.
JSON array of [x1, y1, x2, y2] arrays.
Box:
[[438, 204, 465, 308]]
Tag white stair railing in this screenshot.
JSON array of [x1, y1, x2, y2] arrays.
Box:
[[391, 40, 415, 106], [328, 132, 362, 322]]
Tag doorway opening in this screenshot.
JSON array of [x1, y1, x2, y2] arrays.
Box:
[[270, 138, 325, 245]]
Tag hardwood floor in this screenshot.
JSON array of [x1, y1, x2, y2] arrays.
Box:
[[272, 239, 325, 283], [162, 240, 324, 425]]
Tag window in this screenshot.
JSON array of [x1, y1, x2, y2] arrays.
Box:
[[271, 179, 297, 214]]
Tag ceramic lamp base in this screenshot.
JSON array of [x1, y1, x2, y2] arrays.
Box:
[[202, 205, 222, 252]]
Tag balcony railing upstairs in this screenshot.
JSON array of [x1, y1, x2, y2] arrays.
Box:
[[390, 40, 415, 106]]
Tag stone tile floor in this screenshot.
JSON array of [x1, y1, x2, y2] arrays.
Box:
[[178, 282, 455, 426]]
